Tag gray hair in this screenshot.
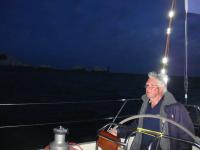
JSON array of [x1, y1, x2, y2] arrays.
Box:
[[148, 71, 167, 93]]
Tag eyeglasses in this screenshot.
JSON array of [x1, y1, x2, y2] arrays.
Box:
[[145, 84, 159, 89]]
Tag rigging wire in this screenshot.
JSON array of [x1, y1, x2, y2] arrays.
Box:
[[0, 98, 140, 106], [164, 0, 176, 57], [0, 98, 141, 129], [184, 9, 189, 104], [0, 114, 133, 129], [164, 0, 176, 58], [160, 0, 177, 85]]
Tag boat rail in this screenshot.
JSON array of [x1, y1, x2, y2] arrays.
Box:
[[0, 98, 199, 150], [0, 98, 199, 133], [0, 98, 141, 129]]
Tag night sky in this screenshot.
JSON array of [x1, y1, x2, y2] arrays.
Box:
[[0, 0, 200, 76]]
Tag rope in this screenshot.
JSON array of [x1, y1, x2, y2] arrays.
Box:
[[137, 127, 163, 137]]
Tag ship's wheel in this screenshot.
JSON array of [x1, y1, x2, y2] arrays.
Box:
[[96, 114, 200, 150]]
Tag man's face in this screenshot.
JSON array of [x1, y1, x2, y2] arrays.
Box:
[[145, 77, 161, 99]]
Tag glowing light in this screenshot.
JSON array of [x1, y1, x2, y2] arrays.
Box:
[[166, 27, 171, 34], [185, 94, 188, 99], [162, 57, 168, 64], [160, 68, 166, 74], [168, 10, 175, 18], [163, 75, 169, 84]]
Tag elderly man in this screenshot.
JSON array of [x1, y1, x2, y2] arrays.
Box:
[[110, 72, 194, 150]]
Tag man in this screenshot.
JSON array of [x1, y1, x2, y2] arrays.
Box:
[[110, 71, 194, 150]]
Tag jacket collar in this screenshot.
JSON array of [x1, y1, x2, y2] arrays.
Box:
[[141, 91, 177, 106]]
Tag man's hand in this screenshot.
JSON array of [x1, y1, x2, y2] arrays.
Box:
[[108, 128, 118, 136]]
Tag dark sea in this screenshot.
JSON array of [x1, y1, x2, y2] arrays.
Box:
[[0, 66, 200, 150]]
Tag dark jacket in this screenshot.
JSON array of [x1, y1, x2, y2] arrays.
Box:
[[165, 103, 194, 150], [117, 91, 194, 150]]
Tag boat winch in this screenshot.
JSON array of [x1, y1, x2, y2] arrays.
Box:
[[45, 126, 69, 150]]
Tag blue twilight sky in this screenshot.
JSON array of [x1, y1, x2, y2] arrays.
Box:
[[0, 0, 200, 76]]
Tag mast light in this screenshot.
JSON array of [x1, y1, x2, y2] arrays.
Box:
[[162, 57, 168, 64], [160, 68, 166, 74], [163, 75, 169, 84], [166, 27, 171, 34], [168, 10, 175, 18]]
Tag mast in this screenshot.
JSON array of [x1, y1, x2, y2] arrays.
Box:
[[184, 0, 200, 104], [184, 0, 189, 104]]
